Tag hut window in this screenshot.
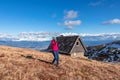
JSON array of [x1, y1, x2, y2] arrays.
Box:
[[76, 42, 79, 45]]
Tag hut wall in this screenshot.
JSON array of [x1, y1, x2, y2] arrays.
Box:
[[71, 52, 85, 57], [70, 39, 85, 54]]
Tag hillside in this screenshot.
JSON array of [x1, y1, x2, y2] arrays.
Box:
[[0, 46, 120, 80]]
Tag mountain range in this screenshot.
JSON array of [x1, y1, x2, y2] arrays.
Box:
[[0, 32, 120, 42], [0, 32, 120, 50]]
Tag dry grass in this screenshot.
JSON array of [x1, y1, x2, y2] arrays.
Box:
[[0, 46, 120, 80]]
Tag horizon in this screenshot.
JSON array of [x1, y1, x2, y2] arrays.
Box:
[[1, 31, 120, 36], [0, 0, 120, 35], [0, 32, 120, 42]]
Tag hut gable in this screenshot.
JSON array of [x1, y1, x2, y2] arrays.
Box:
[[71, 38, 86, 53], [48, 35, 87, 55]]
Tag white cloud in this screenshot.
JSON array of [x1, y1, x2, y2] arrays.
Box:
[[89, 0, 106, 6], [64, 20, 81, 29], [102, 18, 120, 24], [89, 1, 102, 6], [64, 10, 78, 19], [58, 10, 82, 30]]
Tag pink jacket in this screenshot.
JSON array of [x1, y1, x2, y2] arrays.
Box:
[[51, 39, 59, 51]]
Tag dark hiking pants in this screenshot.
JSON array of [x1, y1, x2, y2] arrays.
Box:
[[52, 50, 59, 65]]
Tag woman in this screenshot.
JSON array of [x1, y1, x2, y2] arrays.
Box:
[[51, 37, 59, 66]]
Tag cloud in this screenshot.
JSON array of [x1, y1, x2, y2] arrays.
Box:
[[64, 10, 78, 19], [52, 14, 57, 18], [58, 10, 82, 30], [64, 20, 81, 29], [102, 18, 120, 24], [57, 22, 62, 26], [89, 0, 106, 6]]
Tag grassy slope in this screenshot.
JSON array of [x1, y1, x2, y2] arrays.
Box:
[[0, 46, 120, 80]]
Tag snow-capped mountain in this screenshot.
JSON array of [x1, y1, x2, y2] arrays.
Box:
[[80, 33, 120, 41], [85, 40, 120, 62], [0, 32, 59, 41], [99, 40, 120, 52], [0, 32, 120, 42], [0, 33, 18, 41], [0, 32, 120, 52], [16, 32, 59, 41]]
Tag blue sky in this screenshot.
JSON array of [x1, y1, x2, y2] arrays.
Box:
[[0, 0, 120, 35]]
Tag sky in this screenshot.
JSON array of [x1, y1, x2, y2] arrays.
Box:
[[0, 0, 120, 35]]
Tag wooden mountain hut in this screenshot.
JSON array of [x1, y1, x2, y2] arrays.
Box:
[[47, 35, 87, 56]]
